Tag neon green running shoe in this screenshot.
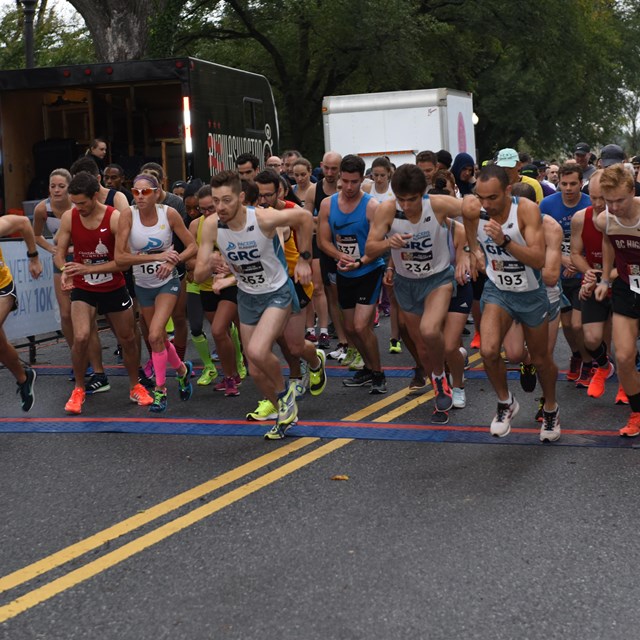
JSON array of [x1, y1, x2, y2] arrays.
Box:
[[197, 365, 219, 386], [349, 352, 364, 371], [246, 398, 277, 421], [342, 346, 358, 367]]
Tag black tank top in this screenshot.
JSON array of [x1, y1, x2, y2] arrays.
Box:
[[105, 188, 117, 207], [313, 179, 328, 216]]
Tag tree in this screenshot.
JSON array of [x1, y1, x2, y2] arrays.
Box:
[[0, 1, 95, 69], [66, 0, 172, 61]]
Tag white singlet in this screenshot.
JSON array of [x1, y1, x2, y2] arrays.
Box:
[[217, 207, 289, 294], [477, 198, 540, 292], [389, 195, 451, 280], [128, 204, 176, 289]]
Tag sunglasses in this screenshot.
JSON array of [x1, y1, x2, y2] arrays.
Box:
[[132, 187, 158, 197]]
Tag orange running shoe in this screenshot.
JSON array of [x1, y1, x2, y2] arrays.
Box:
[[130, 383, 154, 406], [619, 412, 640, 437], [470, 331, 481, 349], [587, 361, 615, 398], [65, 387, 85, 414], [566, 356, 582, 382], [615, 385, 629, 405]]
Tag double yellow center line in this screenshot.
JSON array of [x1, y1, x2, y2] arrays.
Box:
[[0, 353, 483, 623]]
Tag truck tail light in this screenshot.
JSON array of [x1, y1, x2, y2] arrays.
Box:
[[183, 96, 193, 154]]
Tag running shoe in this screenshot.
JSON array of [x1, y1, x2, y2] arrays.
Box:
[[309, 349, 327, 396], [305, 330, 318, 343], [373, 308, 380, 328], [129, 383, 154, 406], [567, 356, 582, 382], [317, 332, 331, 349], [177, 361, 193, 401], [138, 368, 155, 389], [619, 412, 640, 437], [16, 366, 36, 412], [519, 363, 537, 393], [535, 397, 545, 422], [433, 375, 453, 412], [328, 343, 348, 361], [470, 331, 480, 349], [342, 346, 358, 367], [587, 361, 615, 398], [215, 373, 242, 391], [65, 388, 86, 415], [300, 360, 310, 394], [409, 367, 427, 394], [460, 346, 470, 370], [223, 376, 240, 397], [85, 373, 111, 395], [149, 388, 167, 413], [575, 362, 595, 389], [540, 406, 561, 442], [616, 385, 629, 405], [343, 368, 373, 387], [369, 370, 387, 395], [389, 338, 402, 354], [349, 352, 364, 371], [197, 364, 219, 386], [211, 349, 219, 362], [490, 396, 519, 437], [452, 387, 466, 409], [271, 385, 298, 432], [290, 378, 307, 399], [247, 399, 277, 421], [431, 409, 449, 424]]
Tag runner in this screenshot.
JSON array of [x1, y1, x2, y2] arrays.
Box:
[[115, 173, 197, 413], [193, 170, 314, 440], [366, 163, 465, 421], [593, 164, 640, 436], [570, 170, 621, 402], [54, 172, 154, 414], [317, 155, 387, 394], [0, 215, 42, 411], [463, 164, 560, 441]]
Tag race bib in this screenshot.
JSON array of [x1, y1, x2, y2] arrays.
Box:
[[235, 262, 267, 290], [492, 259, 528, 292], [83, 259, 113, 286], [336, 234, 361, 259], [628, 265, 640, 294], [561, 239, 571, 257], [400, 251, 432, 276]]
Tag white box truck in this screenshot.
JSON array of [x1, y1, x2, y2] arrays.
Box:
[[322, 88, 476, 168]]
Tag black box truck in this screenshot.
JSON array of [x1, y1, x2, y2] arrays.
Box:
[[0, 57, 279, 214]]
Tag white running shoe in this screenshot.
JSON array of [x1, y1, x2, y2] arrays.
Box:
[[452, 387, 466, 409], [540, 406, 561, 442], [490, 396, 519, 437]]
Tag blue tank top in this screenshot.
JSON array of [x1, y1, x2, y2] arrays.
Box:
[[328, 192, 384, 279]]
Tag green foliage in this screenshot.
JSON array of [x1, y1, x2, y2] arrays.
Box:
[[0, 2, 95, 70]]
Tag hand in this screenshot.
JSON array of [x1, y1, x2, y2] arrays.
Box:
[[156, 262, 174, 280], [582, 269, 600, 287], [455, 254, 470, 286], [162, 248, 181, 265], [63, 262, 89, 276], [579, 281, 595, 300], [337, 257, 361, 272], [484, 220, 506, 246], [594, 281, 609, 302], [383, 269, 394, 286], [28, 257, 42, 280], [60, 271, 74, 291], [294, 260, 312, 285], [562, 265, 577, 278], [388, 233, 412, 250]]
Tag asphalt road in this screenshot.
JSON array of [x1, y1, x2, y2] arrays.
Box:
[[1, 316, 638, 640]]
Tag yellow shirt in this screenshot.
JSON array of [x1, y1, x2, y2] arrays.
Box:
[[0, 246, 13, 289], [284, 231, 313, 300], [520, 175, 544, 204], [195, 215, 214, 292]]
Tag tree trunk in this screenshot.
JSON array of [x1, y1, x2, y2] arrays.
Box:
[[66, 0, 170, 61]]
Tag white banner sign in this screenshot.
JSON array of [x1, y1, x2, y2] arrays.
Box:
[[1, 240, 60, 341]]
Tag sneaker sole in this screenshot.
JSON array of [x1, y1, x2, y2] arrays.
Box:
[[343, 380, 373, 387], [85, 384, 111, 395], [490, 399, 520, 437], [540, 430, 561, 442], [369, 387, 388, 395], [246, 413, 277, 421], [20, 369, 36, 412]]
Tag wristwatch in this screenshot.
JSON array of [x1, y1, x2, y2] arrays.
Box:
[[499, 235, 511, 249], [26, 250, 39, 258], [299, 250, 312, 260]]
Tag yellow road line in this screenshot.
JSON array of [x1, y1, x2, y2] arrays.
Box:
[[343, 387, 412, 421], [0, 438, 352, 624], [0, 437, 317, 595]]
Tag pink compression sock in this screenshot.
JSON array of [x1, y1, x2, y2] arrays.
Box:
[[165, 340, 183, 370], [152, 349, 168, 387]]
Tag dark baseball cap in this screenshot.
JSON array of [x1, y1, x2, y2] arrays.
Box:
[[630, 155, 640, 165], [532, 159, 548, 170], [574, 142, 590, 155], [520, 164, 539, 179], [600, 144, 625, 167]]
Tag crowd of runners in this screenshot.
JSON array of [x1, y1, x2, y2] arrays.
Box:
[[2, 141, 640, 442]]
